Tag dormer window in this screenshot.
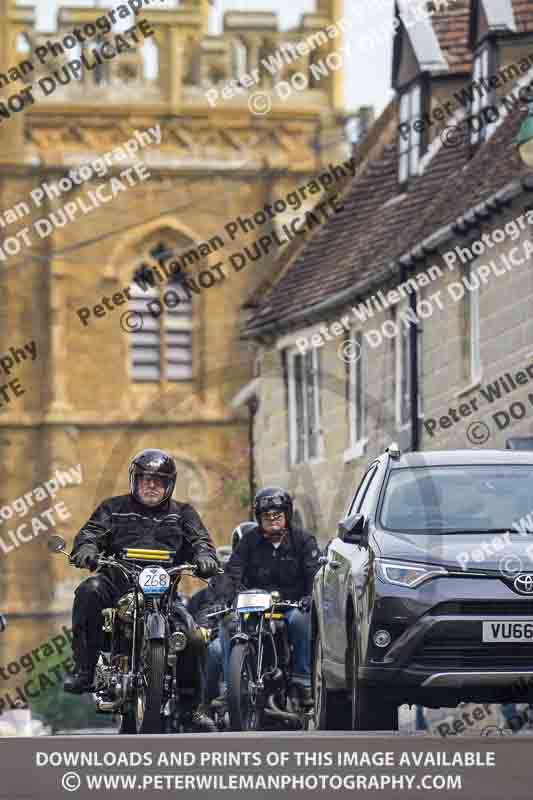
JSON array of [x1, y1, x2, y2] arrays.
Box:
[[470, 47, 491, 145], [399, 82, 422, 184]]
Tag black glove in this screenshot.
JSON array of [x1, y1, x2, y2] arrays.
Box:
[[194, 554, 218, 579], [72, 544, 99, 571], [299, 595, 312, 613]]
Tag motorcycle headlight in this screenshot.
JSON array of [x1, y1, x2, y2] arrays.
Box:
[[376, 559, 448, 589], [116, 590, 142, 622]]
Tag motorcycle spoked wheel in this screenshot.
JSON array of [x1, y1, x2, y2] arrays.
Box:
[[120, 640, 166, 734], [228, 642, 261, 732]]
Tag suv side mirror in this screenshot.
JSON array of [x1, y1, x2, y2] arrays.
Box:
[[338, 513, 366, 545]]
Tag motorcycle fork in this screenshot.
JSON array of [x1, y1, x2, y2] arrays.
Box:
[[254, 616, 272, 708], [131, 590, 141, 674]]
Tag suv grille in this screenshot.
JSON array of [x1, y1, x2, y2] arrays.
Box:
[[413, 621, 533, 669], [430, 601, 533, 616], [412, 640, 533, 669]]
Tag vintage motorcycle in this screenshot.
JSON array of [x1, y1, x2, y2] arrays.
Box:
[[224, 589, 313, 732], [48, 535, 212, 735]]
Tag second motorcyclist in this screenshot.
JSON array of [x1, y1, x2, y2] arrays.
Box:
[[220, 488, 320, 706]]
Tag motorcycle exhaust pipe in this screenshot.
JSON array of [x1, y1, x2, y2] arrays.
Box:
[[264, 695, 301, 723]]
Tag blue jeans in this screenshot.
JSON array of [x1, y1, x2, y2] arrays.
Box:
[[206, 636, 223, 703], [220, 608, 311, 688]]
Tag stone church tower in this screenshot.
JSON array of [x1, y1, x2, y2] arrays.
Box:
[[0, 0, 353, 673]]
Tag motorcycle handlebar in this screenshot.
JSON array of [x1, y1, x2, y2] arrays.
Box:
[[206, 600, 302, 618], [70, 557, 224, 578]]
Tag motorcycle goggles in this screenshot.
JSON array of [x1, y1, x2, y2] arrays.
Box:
[[261, 510, 285, 523], [255, 494, 288, 512]]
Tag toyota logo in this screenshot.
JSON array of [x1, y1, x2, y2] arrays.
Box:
[[513, 574, 533, 594]]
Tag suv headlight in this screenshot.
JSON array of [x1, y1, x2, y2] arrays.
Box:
[[376, 558, 448, 588]]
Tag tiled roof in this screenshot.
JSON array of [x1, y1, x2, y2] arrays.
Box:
[[431, 0, 472, 74], [243, 1, 533, 339], [513, 0, 533, 34], [244, 102, 527, 337]]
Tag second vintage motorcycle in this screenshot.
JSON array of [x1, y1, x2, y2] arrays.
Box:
[[222, 588, 314, 732]]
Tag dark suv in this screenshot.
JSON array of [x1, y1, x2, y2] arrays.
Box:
[[312, 448, 533, 731]]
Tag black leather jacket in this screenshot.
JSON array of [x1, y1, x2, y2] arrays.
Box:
[[71, 494, 217, 565], [223, 525, 320, 602]]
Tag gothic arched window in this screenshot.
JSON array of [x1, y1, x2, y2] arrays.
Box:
[[128, 240, 193, 383]]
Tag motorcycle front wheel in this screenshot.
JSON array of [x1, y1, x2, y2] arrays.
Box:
[[120, 640, 166, 734], [228, 642, 260, 732]]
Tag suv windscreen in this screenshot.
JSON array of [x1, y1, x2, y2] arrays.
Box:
[[380, 465, 533, 533]]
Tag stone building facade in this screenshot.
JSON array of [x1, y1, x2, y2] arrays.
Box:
[[242, 0, 533, 543], [0, 0, 356, 679]]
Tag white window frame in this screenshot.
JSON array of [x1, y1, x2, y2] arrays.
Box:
[[344, 329, 368, 462], [399, 83, 422, 183], [468, 264, 482, 384], [470, 47, 491, 145], [394, 301, 424, 431], [287, 346, 324, 466]]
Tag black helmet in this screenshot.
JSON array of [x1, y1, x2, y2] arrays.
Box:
[[231, 521, 258, 552], [253, 487, 293, 524], [129, 449, 177, 506]]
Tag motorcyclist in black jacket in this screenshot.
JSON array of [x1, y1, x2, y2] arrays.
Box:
[[221, 488, 320, 706], [63, 448, 219, 732]]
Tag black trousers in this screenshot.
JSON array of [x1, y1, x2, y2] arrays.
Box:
[[72, 571, 207, 707]]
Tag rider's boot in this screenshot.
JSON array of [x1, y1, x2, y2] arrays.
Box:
[[191, 704, 217, 733], [64, 668, 95, 694], [289, 683, 313, 709], [299, 686, 313, 708]]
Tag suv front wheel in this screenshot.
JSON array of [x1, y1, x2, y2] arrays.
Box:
[[349, 634, 398, 731], [313, 635, 351, 730]]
